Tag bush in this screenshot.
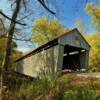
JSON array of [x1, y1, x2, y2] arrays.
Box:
[[3, 73, 100, 100], [14, 75, 68, 100], [64, 86, 97, 100]]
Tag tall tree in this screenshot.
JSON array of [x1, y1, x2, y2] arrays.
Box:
[[86, 34, 100, 71], [0, 0, 55, 98], [85, 2, 100, 32]]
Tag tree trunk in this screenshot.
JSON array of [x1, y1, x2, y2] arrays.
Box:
[[2, 0, 21, 87]]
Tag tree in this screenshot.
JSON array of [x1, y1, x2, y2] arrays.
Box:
[[32, 17, 65, 46], [86, 34, 100, 72], [0, 18, 22, 69], [75, 18, 84, 34], [0, 0, 55, 99], [85, 3, 100, 32], [85, 3, 100, 71], [0, 37, 22, 70], [0, 0, 55, 71]]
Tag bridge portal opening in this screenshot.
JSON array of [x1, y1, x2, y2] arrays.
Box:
[[62, 45, 85, 71]]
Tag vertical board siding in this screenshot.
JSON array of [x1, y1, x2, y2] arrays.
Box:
[[57, 45, 64, 71], [58, 30, 90, 50], [15, 45, 59, 77], [79, 50, 89, 69]]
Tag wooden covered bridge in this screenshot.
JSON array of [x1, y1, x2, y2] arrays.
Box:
[[15, 28, 90, 77]]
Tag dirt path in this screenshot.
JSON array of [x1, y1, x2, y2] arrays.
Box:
[[64, 72, 100, 79]]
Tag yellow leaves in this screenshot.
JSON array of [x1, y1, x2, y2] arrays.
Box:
[[92, 8, 100, 24], [86, 34, 100, 50], [50, 20, 60, 30], [32, 33, 45, 43], [75, 19, 83, 33], [85, 3, 93, 14], [92, 16, 97, 24], [85, 3, 100, 32], [32, 17, 49, 32], [94, 8, 100, 14], [86, 34, 100, 71], [32, 17, 65, 46]]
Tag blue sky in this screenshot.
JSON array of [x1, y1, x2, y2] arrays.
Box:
[[52, 0, 98, 33], [0, 0, 99, 52]]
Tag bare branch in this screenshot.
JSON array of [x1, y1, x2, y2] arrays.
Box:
[[13, 37, 31, 41], [0, 18, 6, 32], [37, 0, 55, 15], [0, 11, 26, 26], [22, 0, 27, 11], [85, 0, 88, 4], [17, 12, 33, 21], [0, 35, 32, 41]]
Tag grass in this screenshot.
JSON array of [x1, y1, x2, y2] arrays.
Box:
[[1, 72, 100, 100]]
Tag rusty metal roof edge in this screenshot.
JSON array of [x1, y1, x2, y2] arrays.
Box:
[[15, 38, 58, 62]]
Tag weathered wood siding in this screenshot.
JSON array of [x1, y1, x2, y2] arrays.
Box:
[[80, 50, 89, 69], [58, 30, 90, 50], [57, 44, 64, 71], [15, 45, 59, 77]]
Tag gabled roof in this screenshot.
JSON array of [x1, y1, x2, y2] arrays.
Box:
[[59, 28, 91, 48], [15, 28, 90, 62]]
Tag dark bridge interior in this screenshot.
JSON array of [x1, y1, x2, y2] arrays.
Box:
[[62, 45, 84, 71]]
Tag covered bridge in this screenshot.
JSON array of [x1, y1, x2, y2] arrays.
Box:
[[15, 28, 90, 77]]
